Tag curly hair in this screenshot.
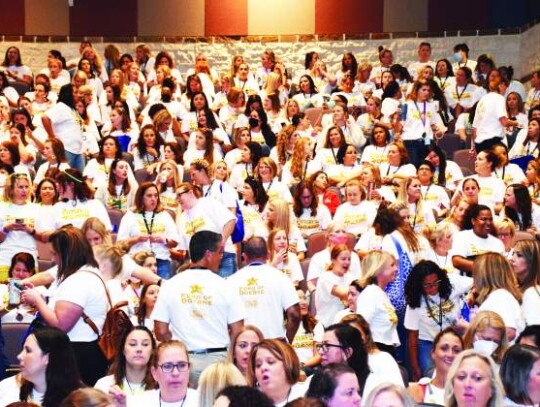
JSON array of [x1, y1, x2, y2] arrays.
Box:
[[404, 260, 452, 308], [290, 138, 312, 180]]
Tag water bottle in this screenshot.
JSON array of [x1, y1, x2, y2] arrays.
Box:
[[400, 103, 408, 121]]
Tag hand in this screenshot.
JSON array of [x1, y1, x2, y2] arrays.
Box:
[[149, 235, 165, 244], [273, 249, 287, 265], [21, 288, 42, 307], [469, 146, 477, 160], [411, 365, 422, 382], [109, 385, 127, 407], [288, 240, 298, 254], [369, 189, 381, 200], [137, 234, 149, 243]]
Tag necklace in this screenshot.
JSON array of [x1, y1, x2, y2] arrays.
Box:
[[124, 377, 143, 395], [159, 391, 187, 407]]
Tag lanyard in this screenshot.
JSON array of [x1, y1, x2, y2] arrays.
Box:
[[142, 211, 156, 236], [456, 84, 468, 101], [264, 180, 273, 193], [526, 142, 539, 156], [204, 180, 214, 197], [494, 166, 506, 180], [425, 295, 443, 329], [421, 184, 431, 200], [386, 164, 401, 176], [414, 101, 427, 128], [330, 147, 338, 164]]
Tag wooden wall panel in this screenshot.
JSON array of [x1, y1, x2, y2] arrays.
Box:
[[25, 0, 69, 35], [0, 0, 25, 35], [69, 0, 137, 36], [205, 0, 247, 36], [138, 0, 204, 36], [383, 0, 428, 32], [315, 0, 383, 34], [248, 0, 315, 35]]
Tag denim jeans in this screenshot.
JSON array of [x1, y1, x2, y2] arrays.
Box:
[[404, 139, 427, 168], [218, 251, 237, 278], [418, 339, 434, 376], [65, 151, 85, 172]]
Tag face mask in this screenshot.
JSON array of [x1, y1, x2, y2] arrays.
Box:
[[453, 52, 462, 63], [331, 235, 348, 245], [473, 339, 498, 356], [248, 118, 259, 128]]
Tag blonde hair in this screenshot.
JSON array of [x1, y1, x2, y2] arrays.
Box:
[[360, 250, 395, 287], [198, 362, 247, 407], [463, 311, 508, 364], [363, 383, 416, 407], [444, 349, 505, 407], [423, 221, 456, 250], [92, 244, 124, 278], [473, 252, 522, 304], [80, 217, 113, 245], [495, 217, 516, 237], [266, 198, 292, 236], [397, 176, 425, 226]]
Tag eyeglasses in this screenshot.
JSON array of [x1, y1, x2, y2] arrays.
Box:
[[423, 280, 441, 289], [316, 343, 346, 353], [159, 362, 189, 373]]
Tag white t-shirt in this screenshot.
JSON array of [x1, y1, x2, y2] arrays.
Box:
[[315, 271, 355, 327], [296, 204, 332, 237], [228, 263, 299, 339], [361, 145, 389, 165], [0, 375, 44, 406], [50, 267, 109, 341], [44, 102, 85, 154], [272, 253, 304, 285], [117, 210, 178, 261], [451, 229, 505, 260], [151, 268, 245, 350], [357, 284, 399, 346], [176, 197, 236, 253], [479, 288, 525, 334], [52, 199, 112, 231], [522, 285, 540, 325], [472, 92, 507, 143], [454, 175, 505, 211], [492, 164, 525, 186], [404, 274, 473, 341], [333, 201, 378, 236], [401, 100, 443, 144], [368, 351, 404, 386], [127, 388, 198, 407], [307, 247, 362, 282]]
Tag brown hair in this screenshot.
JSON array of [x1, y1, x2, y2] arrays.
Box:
[[247, 339, 300, 387]]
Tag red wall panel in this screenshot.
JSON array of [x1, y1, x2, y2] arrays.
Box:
[[69, 0, 137, 36], [0, 0, 25, 35], [315, 0, 383, 34], [205, 0, 248, 36]]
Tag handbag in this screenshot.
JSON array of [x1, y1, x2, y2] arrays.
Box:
[[219, 182, 245, 244], [386, 235, 414, 318]]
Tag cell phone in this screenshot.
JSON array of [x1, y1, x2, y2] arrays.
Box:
[[15, 219, 24, 224], [13, 282, 25, 291]]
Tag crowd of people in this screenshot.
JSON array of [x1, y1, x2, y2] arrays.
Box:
[[0, 39, 539, 406]]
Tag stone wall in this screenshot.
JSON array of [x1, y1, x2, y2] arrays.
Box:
[[1, 26, 538, 82]]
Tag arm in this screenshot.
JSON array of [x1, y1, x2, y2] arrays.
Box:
[[284, 304, 301, 344], [130, 266, 161, 285], [408, 329, 422, 381], [452, 255, 474, 275], [228, 319, 245, 343], [330, 284, 348, 301], [154, 320, 172, 341], [23, 291, 83, 332], [41, 115, 56, 140], [221, 218, 236, 243]]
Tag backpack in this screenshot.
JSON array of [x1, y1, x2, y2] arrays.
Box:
[[81, 270, 134, 362]]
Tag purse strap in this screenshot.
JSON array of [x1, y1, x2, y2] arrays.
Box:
[[77, 268, 114, 335]]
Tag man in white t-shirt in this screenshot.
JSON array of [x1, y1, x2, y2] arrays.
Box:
[[228, 236, 301, 343], [407, 42, 436, 80], [153, 230, 245, 386], [175, 182, 237, 277]]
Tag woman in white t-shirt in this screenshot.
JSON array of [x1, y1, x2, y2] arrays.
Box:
[[356, 250, 399, 357], [315, 244, 355, 327], [0, 326, 84, 406], [134, 282, 160, 333], [94, 326, 156, 399], [268, 228, 304, 287], [126, 340, 198, 407], [510, 240, 540, 326], [473, 252, 525, 342], [292, 180, 332, 239], [404, 260, 472, 380], [21, 226, 109, 386], [1, 46, 33, 86], [132, 124, 166, 172], [397, 176, 437, 234], [34, 138, 70, 187]]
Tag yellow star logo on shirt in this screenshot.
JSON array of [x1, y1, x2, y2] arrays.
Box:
[[190, 284, 203, 294], [247, 277, 258, 286]]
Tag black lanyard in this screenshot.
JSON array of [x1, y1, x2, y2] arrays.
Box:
[[204, 180, 214, 197], [526, 142, 539, 156], [386, 164, 401, 176], [425, 295, 443, 330], [456, 84, 468, 101], [142, 211, 156, 236]]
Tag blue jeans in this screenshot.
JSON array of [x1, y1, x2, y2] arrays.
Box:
[[65, 151, 85, 172], [418, 339, 434, 376], [404, 139, 427, 169], [218, 252, 237, 278], [156, 259, 172, 279]]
